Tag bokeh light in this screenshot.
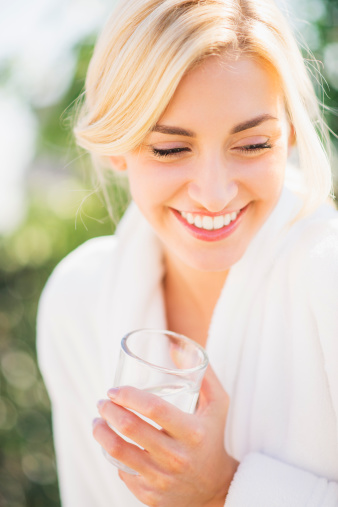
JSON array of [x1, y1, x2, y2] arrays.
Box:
[[21, 452, 57, 484], [1, 350, 37, 390], [324, 43, 338, 90]]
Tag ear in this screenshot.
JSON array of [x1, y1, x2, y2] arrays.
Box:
[[288, 123, 296, 150], [109, 156, 127, 172]]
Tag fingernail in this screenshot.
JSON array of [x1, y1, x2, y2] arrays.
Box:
[[92, 417, 101, 427], [107, 388, 119, 399], [97, 399, 105, 409]]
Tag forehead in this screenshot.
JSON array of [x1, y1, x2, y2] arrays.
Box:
[[159, 55, 284, 128]]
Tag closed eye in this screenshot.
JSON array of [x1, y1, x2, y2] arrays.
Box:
[[234, 142, 272, 154], [150, 142, 272, 159], [151, 147, 191, 158]]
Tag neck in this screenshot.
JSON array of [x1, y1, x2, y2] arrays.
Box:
[[163, 252, 228, 346]]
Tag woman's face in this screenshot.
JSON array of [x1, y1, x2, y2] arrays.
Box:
[[117, 55, 291, 273]]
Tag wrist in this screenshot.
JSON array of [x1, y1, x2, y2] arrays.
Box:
[[208, 457, 239, 507], [224, 458, 239, 500], [204, 456, 239, 507]]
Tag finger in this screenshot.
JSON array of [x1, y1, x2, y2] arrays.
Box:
[[107, 386, 194, 439], [197, 365, 229, 417], [118, 469, 163, 507], [169, 340, 191, 369], [97, 399, 171, 455], [92, 417, 155, 476]]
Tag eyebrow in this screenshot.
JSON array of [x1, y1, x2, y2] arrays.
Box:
[[230, 113, 278, 134], [151, 125, 196, 137], [152, 113, 278, 138]]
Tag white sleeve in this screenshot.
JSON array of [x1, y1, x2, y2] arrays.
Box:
[[227, 223, 338, 507], [226, 453, 338, 506], [37, 280, 106, 507], [36, 238, 118, 507]]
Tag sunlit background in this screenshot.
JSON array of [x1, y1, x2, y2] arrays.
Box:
[[0, 0, 337, 505]]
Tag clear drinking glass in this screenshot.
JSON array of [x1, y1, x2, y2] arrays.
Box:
[[102, 329, 209, 474]]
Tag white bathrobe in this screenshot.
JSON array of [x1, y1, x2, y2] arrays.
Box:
[[37, 185, 338, 506]]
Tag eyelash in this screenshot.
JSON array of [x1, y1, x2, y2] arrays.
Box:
[[151, 143, 272, 158], [151, 147, 190, 158], [236, 142, 272, 153]]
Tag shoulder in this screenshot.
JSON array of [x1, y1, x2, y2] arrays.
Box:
[[36, 236, 120, 401], [37, 235, 119, 382], [274, 207, 338, 374], [49, 234, 118, 283], [38, 235, 119, 323], [284, 205, 338, 319], [291, 207, 338, 284]]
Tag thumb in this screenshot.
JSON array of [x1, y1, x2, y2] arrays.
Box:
[[197, 364, 229, 416]]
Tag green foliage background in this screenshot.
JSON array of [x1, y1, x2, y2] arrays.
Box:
[[0, 2, 337, 505]]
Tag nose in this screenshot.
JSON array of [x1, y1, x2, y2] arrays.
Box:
[[187, 155, 238, 212]]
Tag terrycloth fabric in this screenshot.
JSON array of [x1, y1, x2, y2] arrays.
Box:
[[37, 186, 338, 506]]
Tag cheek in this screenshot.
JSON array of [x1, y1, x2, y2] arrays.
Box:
[[128, 162, 186, 208], [127, 163, 157, 201], [240, 150, 286, 198]]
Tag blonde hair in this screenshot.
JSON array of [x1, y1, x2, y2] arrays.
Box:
[[74, 0, 333, 217]]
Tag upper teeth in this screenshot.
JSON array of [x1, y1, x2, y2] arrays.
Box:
[[180, 210, 240, 230]]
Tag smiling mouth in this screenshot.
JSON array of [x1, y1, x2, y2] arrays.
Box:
[[178, 209, 241, 231]]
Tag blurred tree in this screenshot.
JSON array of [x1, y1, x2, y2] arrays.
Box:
[[314, 0, 338, 156], [0, 34, 129, 507]]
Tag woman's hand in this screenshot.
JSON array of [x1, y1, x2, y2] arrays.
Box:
[[93, 366, 239, 507]]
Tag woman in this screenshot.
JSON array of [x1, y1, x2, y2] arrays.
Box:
[[37, 0, 338, 505]]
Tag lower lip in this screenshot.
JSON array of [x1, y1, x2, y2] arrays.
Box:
[[171, 205, 249, 242]]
